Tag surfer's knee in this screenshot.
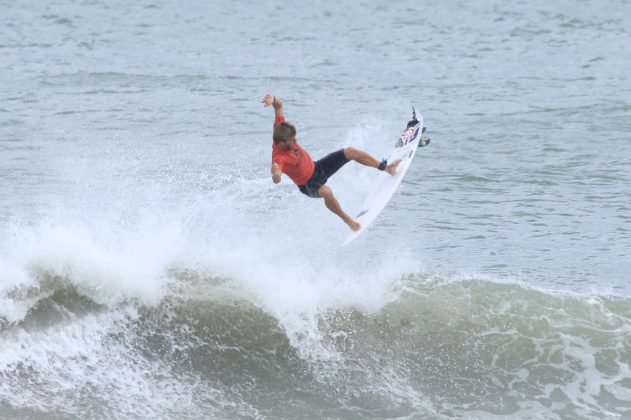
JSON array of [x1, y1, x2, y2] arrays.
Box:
[[343, 147, 359, 160], [317, 184, 332, 199]]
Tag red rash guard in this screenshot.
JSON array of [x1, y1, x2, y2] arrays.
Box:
[[271, 116, 315, 185]]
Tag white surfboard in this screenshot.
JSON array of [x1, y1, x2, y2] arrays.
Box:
[[343, 109, 428, 246]]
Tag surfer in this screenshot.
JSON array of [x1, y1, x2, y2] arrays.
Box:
[[262, 93, 400, 231]]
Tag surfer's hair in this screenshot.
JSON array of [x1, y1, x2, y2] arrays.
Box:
[[273, 122, 296, 143]]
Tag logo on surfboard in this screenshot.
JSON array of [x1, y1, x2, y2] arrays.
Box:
[[395, 124, 420, 148]]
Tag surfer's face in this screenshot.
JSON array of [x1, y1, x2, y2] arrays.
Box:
[[277, 137, 296, 150]]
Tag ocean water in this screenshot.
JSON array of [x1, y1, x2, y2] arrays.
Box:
[[1, 0, 630, 418]]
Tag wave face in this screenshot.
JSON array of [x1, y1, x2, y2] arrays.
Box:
[[2, 268, 630, 419]]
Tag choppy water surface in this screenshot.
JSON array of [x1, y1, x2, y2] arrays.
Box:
[[1, 0, 630, 418]]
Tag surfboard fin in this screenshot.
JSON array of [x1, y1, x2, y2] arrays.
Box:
[[419, 123, 429, 147]]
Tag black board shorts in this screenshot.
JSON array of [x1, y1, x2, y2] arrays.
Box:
[[298, 149, 349, 198]]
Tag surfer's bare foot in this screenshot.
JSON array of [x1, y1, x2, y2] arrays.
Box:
[[385, 159, 402, 176], [346, 219, 361, 231]]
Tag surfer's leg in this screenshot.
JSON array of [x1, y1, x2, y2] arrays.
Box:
[[344, 147, 401, 175], [343, 147, 380, 168], [317, 185, 361, 231]]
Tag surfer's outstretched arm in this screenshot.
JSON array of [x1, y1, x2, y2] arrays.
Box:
[[263, 94, 286, 184], [261, 93, 284, 125]]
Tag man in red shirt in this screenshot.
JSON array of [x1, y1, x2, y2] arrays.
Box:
[[262, 93, 400, 231]]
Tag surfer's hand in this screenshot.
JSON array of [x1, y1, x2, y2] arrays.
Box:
[[261, 94, 275, 107], [271, 162, 282, 183]]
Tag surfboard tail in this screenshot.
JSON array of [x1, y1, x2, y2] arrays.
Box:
[[407, 106, 419, 128]]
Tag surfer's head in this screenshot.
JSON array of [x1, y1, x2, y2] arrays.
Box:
[[273, 122, 297, 150]]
